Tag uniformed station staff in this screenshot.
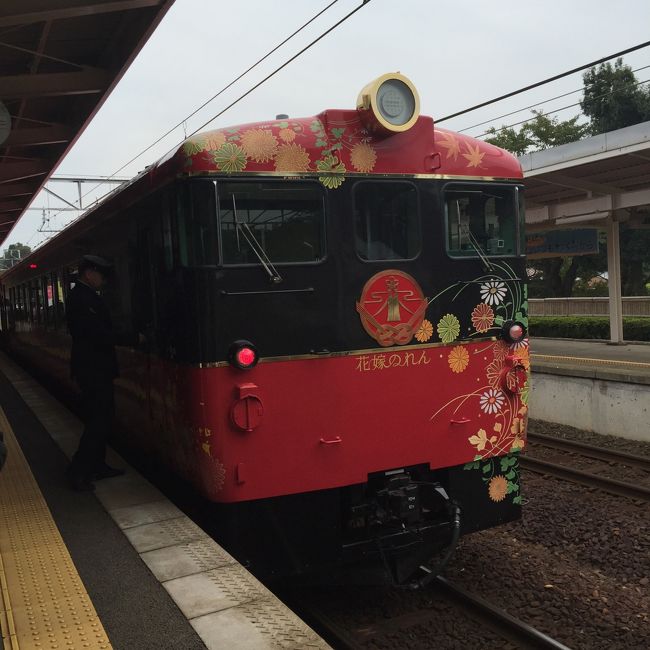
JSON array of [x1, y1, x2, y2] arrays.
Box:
[[66, 255, 125, 491]]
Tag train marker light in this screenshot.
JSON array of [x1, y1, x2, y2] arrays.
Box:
[[228, 340, 259, 370], [501, 320, 527, 344], [356, 72, 420, 133], [28, 263, 38, 269]]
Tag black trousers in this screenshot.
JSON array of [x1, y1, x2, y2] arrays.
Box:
[[69, 376, 115, 478]]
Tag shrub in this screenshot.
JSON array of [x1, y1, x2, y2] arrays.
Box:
[[529, 316, 650, 341]]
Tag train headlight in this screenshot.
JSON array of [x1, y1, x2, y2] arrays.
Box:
[[356, 72, 420, 133], [501, 320, 527, 345], [228, 340, 259, 370]]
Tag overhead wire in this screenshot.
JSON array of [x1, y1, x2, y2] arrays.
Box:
[[40, 0, 371, 235], [474, 76, 650, 140], [436, 39, 650, 123], [458, 63, 650, 134]]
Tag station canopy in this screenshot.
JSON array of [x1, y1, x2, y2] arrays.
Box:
[[0, 0, 175, 247], [519, 120, 650, 343], [520, 121, 650, 230]]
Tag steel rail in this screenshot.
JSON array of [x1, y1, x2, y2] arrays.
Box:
[[521, 456, 650, 502], [527, 432, 650, 471], [292, 577, 573, 650], [434, 576, 573, 650]]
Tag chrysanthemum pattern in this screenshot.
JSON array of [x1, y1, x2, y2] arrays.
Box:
[[203, 131, 226, 151], [479, 388, 505, 414], [488, 475, 508, 502], [415, 319, 433, 343], [480, 280, 507, 306], [274, 143, 311, 172], [213, 143, 247, 173], [437, 314, 460, 344], [241, 129, 278, 163], [316, 155, 346, 189], [278, 127, 296, 143], [350, 142, 377, 172], [471, 303, 495, 333], [448, 345, 469, 373]]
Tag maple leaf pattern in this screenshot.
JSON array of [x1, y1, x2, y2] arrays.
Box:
[[462, 143, 485, 168], [438, 132, 460, 161]]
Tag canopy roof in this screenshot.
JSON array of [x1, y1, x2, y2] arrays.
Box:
[[0, 0, 175, 246]]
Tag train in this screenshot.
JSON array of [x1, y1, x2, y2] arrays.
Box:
[[0, 73, 529, 585]]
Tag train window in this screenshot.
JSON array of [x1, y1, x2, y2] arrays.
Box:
[[218, 181, 325, 265], [445, 184, 518, 258], [189, 181, 218, 265], [353, 182, 419, 261]]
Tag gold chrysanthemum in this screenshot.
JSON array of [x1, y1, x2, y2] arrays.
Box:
[[182, 138, 204, 156], [350, 142, 377, 172], [213, 143, 247, 173], [415, 319, 433, 343], [448, 345, 469, 373], [278, 127, 296, 143], [275, 143, 311, 172], [488, 475, 508, 502], [203, 131, 226, 151], [241, 129, 278, 162]]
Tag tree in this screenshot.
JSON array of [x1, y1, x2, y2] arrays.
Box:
[[485, 110, 590, 156], [0, 242, 32, 269], [581, 58, 650, 135]]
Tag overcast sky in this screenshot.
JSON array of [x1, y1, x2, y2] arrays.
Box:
[[8, 0, 650, 249]]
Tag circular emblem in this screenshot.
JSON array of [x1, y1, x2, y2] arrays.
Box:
[[356, 270, 427, 347]]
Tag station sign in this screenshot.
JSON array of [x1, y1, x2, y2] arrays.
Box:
[[526, 229, 599, 259]]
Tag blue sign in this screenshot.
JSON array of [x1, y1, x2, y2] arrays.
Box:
[[526, 229, 599, 259]]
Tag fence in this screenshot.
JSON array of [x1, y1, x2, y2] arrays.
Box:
[[529, 297, 650, 317]]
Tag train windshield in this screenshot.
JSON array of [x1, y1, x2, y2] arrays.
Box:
[[217, 181, 325, 265], [444, 184, 519, 257], [354, 181, 419, 261]]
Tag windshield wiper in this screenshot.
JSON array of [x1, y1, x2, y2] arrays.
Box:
[[457, 200, 494, 271], [232, 194, 282, 284]]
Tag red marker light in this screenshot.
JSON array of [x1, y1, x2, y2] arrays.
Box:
[[29, 263, 38, 269], [509, 324, 524, 341], [228, 340, 259, 370], [236, 347, 256, 368], [501, 320, 526, 344]]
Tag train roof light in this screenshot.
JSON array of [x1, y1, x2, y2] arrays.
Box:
[[356, 72, 420, 133]]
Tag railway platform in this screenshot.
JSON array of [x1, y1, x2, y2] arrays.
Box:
[[0, 352, 329, 650], [529, 337, 650, 442]]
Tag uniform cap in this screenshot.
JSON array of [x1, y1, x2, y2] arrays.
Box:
[[78, 254, 112, 275]]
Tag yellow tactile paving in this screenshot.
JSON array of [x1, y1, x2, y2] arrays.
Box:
[[531, 353, 650, 370], [0, 406, 112, 650]]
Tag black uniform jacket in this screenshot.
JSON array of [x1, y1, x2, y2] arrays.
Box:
[[67, 281, 118, 382]]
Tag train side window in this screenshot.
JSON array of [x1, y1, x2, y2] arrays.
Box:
[[189, 180, 218, 265], [353, 181, 419, 261], [217, 181, 325, 265], [55, 270, 66, 328], [45, 274, 55, 328], [445, 184, 518, 258]]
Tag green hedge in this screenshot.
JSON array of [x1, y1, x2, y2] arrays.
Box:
[[529, 316, 650, 341]]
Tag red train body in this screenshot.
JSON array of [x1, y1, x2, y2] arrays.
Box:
[[1, 74, 529, 583]]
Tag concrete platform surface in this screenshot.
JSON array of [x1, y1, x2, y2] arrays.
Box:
[[0, 352, 330, 650]]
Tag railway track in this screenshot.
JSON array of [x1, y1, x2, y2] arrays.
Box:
[[296, 577, 572, 650], [522, 433, 650, 502]]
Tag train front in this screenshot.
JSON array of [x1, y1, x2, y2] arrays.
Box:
[[164, 74, 528, 583]]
